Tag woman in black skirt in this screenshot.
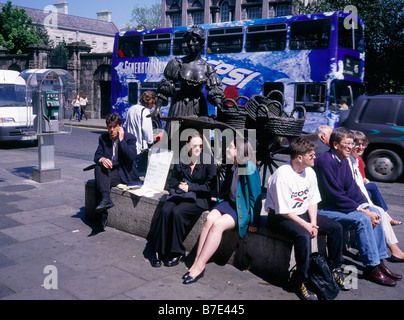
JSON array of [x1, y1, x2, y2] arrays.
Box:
[[150, 130, 216, 267], [183, 138, 262, 284]]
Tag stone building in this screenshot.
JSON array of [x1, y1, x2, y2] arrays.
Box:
[[0, 1, 119, 119], [161, 0, 294, 27], [0, 1, 118, 53]]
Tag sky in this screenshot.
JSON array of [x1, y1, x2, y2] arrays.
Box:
[[0, 0, 148, 29]]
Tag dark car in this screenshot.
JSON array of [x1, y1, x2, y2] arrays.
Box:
[[339, 95, 404, 182]]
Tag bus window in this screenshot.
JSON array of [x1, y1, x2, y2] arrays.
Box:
[[128, 82, 138, 105], [295, 83, 326, 112], [290, 19, 331, 50], [330, 80, 363, 111], [263, 82, 284, 96], [142, 33, 171, 57], [246, 23, 287, 52], [117, 35, 141, 58], [207, 27, 243, 54], [338, 18, 364, 52], [173, 31, 189, 55]]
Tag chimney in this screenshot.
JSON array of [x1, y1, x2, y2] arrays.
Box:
[[97, 10, 112, 22], [53, 1, 69, 14]]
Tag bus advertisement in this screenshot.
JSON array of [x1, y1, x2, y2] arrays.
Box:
[[111, 11, 365, 133]]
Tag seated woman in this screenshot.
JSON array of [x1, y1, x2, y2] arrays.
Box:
[[150, 130, 216, 267], [183, 138, 262, 284], [348, 130, 404, 262], [357, 152, 401, 226]]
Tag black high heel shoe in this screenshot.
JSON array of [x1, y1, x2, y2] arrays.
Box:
[[150, 252, 161, 268], [183, 269, 205, 284]]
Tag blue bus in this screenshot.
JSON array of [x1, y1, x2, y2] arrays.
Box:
[[111, 11, 365, 133]]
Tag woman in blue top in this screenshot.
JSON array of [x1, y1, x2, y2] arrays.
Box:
[[183, 137, 262, 284]]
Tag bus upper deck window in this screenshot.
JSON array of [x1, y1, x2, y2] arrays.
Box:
[[142, 33, 172, 57], [246, 23, 287, 52], [173, 31, 189, 56], [290, 19, 331, 50], [117, 35, 141, 58], [338, 18, 364, 52], [207, 27, 243, 54]]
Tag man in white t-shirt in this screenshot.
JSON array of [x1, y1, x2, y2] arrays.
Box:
[[124, 91, 156, 174], [265, 137, 348, 300]]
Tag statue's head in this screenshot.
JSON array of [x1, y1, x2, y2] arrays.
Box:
[[184, 25, 206, 47]]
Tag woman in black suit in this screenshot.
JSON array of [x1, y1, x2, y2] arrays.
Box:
[[150, 130, 216, 267]]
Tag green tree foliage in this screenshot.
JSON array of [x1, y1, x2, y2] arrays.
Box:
[[293, 0, 404, 94], [128, 1, 161, 30], [0, 1, 41, 54], [49, 41, 68, 68]]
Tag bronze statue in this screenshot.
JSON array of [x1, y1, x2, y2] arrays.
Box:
[[152, 25, 225, 124]]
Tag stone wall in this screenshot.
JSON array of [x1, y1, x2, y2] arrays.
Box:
[[0, 43, 112, 120]]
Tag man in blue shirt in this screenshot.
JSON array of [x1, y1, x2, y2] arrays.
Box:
[[314, 127, 401, 287]]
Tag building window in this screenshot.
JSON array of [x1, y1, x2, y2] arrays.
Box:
[[275, 5, 291, 17], [247, 6, 261, 20], [192, 11, 204, 24], [171, 14, 181, 27], [220, 1, 230, 22]]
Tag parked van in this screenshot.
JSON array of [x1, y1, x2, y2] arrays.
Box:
[[0, 70, 36, 142], [339, 95, 404, 182]]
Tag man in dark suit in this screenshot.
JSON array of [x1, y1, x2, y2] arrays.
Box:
[[93, 113, 141, 231]]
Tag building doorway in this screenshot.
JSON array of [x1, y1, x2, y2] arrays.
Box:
[[100, 81, 111, 119]]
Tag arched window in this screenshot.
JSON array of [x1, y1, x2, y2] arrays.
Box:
[[191, 0, 204, 24], [220, 1, 230, 22]]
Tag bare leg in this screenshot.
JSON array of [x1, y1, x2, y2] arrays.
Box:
[[193, 209, 222, 262], [188, 212, 235, 277]]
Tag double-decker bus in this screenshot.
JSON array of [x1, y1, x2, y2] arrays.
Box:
[[111, 11, 364, 133]]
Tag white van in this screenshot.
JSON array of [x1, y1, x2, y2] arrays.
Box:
[[0, 70, 36, 142]]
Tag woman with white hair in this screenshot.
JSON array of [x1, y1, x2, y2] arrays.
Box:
[[348, 130, 404, 262]]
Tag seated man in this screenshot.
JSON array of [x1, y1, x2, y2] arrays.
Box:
[[313, 127, 401, 286], [265, 137, 348, 300], [313, 125, 332, 156], [93, 113, 141, 231]]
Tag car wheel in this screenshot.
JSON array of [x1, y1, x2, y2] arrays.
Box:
[[366, 149, 403, 182]]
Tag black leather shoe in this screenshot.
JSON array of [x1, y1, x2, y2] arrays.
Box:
[[379, 260, 402, 280], [183, 269, 205, 284], [182, 271, 190, 279], [389, 255, 404, 263], [96, 199, 114, 213], [101, 212, 108, 229], [150, 252, 162, 268], [164, 254, 183, 267], [363, 266, 396, 286]]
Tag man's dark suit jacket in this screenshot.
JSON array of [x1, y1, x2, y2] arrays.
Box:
[[94, 132, 140, 185]]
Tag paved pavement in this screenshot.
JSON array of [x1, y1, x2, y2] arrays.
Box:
[[0, 118, 404, 305]]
